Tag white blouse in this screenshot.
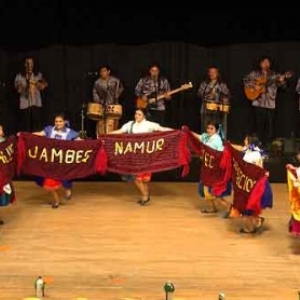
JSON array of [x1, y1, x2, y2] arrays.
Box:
[[120, 119, 160, 134], [243, 149, 262, 166]]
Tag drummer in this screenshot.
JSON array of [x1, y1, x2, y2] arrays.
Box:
[[92, 65, 124, 134], [197, 66, 230, 138]]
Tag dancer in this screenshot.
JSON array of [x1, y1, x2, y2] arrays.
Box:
[[232, 134, 272, 233], [33, 113, 80, 208], [191, 121, 232, 215], [0, 125, 16, 224], [110, 107, 172, 205], [286, 150, 300, 235]]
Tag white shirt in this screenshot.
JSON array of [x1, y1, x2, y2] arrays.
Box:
[[243, 149, 262, 165], [120, 119, 160, 134]]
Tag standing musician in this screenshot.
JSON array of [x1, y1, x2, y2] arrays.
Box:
[[92, 65, 124, 134], [14, 57, 48, 131], [197, 66, 230, 138], [135, 63, 171, 125], [243, 56, 287, 144]]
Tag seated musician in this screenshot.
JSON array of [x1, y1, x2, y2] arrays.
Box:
[[197, 66, 230, 138], [134, 63, 171, 125], [92, 65, 124, 134]]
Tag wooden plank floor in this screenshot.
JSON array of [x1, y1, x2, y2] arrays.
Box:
[[0, 182, 299, 299]]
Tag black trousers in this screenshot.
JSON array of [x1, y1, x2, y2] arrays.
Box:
[[19, 106, 42, 132], [253, 107, 275, 144], [149, 110, 166, 126]]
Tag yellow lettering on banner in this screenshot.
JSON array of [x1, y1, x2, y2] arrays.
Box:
[[27, 146, 93, 164], [114, 138, 165, 155], [156, 138, 164, 150], [51, 149, 63, 163], [65, 150, 75, 164], [233, 159, 256, 193], [114, 142, 123, 155], [204, 152, 214, 169], [124, 142, 133, 154], [0, 143, 14, 164], [0, 152, 6, 163], [40, 148, 48, 162], [75, 150, 84, 163], [133, 142, 145, 153], [82, 150, 92, 163], [28, 146, 38, 158]]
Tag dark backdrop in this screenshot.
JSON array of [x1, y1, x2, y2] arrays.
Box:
[[1, 41, 299, 141]]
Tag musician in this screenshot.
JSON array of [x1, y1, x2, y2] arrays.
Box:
[[93, 65, 124, 134], [134, 63, 171, 125], [243, 56, 286, 144], [14, 57, 48, 131], [197, 66, 230, 138]]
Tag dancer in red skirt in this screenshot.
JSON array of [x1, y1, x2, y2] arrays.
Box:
[[33, 112, 80, 208], [111, 108, 172, 205], [232, 134, 272, 233], [0, 125, 16, 224]]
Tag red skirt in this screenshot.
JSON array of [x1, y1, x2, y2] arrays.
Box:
[[136, 173, 152, 182], [43, 178, 62, 190]]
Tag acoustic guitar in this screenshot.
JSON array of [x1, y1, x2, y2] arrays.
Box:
[[244, 71, 293, 101], [136, 82, 193, 109]]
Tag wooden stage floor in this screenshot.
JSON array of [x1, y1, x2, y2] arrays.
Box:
[[0, 182, 300, 299]]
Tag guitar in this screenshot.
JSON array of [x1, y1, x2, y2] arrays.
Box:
[[136, 82, 193, 109], [244, 71, 293, 101]]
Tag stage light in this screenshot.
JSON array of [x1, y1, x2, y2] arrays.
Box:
[[164, 281, 175, 300], [219, 291, 226, 299], [35, 276, 45, 298]]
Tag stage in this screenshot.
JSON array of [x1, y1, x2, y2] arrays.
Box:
[[0, 182, 300, 299]]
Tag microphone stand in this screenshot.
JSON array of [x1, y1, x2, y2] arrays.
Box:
[[78, 103, 87, 139]]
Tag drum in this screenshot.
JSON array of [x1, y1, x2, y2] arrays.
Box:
[[220, 104, 230, 113], [97, 119, 117, 135], [205, 102, 219, 111], [87, 103, 104, 120], [105, 104, 122, 119]]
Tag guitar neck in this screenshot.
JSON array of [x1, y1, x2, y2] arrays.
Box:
[[149, 87, 185, 102]]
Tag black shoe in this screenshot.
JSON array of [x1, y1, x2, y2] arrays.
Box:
[[201, 208, 217, 214], [140, 197, 151, 206], [0, 219, 4, 225], [52, 203, 59, 209], [240, 228, 257, 234]]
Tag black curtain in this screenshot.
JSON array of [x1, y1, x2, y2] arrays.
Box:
[[1, 41, 300, 141]]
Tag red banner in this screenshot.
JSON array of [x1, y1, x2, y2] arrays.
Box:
[[17, 133, 107, 180], [185, 129, 231, 196], [228, 143, 267, 215], [99, 130, 190, 175], [0, 136, 16, 189]]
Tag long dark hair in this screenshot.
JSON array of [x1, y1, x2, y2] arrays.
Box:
[[135, 107, 148, 118], [254, 55, 272, 71]]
